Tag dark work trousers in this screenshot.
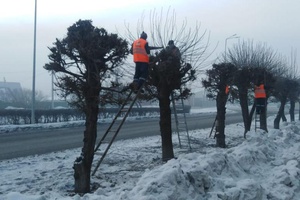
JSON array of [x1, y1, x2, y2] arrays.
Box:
[[256, 98, 266, 114], [133, 62, 149, 88]]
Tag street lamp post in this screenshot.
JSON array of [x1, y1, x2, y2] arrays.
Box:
[[31, 0, 37, 123], [51, 70, 54, 109], [225, 34, 239, 62]]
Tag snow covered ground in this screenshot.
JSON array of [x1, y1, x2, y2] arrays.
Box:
[[0, 106, 300, 200]]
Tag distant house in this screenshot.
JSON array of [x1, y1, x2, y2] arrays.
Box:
[[0, 81, 23, 102], [188, 90, 215, 107]]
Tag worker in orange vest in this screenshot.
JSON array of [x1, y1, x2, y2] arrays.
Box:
[[130, 32, 162, 92], [225, 85, 230, 95], [254, 83, 267, 114]]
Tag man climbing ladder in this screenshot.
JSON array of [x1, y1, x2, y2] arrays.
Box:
[[254, 81, 267, 114], [254, 81, 267, 131], [130, 31, 163, 92]]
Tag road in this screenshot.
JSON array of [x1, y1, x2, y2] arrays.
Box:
[[0, 112, 245, 161]]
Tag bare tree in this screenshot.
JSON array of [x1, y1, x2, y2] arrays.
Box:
[[273, 52, 300, 129], [123, 8, 212, 161], [226, 40, 280, 136], [287, 49, 299, 122], [6, 88, 47, 109]]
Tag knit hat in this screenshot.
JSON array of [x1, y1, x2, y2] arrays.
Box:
[[140, 31, 147, 39], [168, 40, 174, 45]]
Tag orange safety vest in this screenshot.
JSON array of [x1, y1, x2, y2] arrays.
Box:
[[225, 85, 229, 95], [132, 39, 149, 63], [255, 84, 266, 98]]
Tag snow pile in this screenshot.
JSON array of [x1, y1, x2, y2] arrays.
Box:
[[1, 116, 300, 200], [116, 126, 300, 200]]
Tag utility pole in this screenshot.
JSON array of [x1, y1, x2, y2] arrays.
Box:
[[51, 70, 54, 109], [31, 0, 37, 123]]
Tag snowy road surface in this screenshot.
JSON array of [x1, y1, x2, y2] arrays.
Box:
[[0, 111, 244, 160]]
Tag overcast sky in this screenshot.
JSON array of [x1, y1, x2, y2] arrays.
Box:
[[1, 0, 299, 98]]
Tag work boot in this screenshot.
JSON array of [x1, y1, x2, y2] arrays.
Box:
[[134, 88, 144, 94], [120, 85, 130, 92], [129, 82, 138, 91], [133, 83, 144, 94]]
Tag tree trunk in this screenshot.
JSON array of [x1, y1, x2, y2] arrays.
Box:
[[248, 103, 256, 129], [238, 88, 250, 136], [74, 104, 98, 193], [274, 114, 281, 130], [260, 106, 268, 132], [158, 81, 174, 161], [289, 100, 295, 122], [299, 102, 300, 121], [215, 92, 227, 148], [274, 99, 286, 129], [282, 107, 287, 122], [74, 69, 100, 193]]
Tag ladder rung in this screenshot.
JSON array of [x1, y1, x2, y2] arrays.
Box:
[[179, 139, 189, 142], [178, 126, 186, 130], [178, 135, 189, 138], [175, 105, 183, 108], [108, 130, 118, 133], [94, 151, 103, 156], [98, 140, 110, 144], [174, 103, 182, 105]]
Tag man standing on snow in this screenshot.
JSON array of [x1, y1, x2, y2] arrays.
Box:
[[130, 31, 162, 92]]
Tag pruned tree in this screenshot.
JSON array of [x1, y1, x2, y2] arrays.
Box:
[[287, 49, 299, 122], [273, 71, 299, 128], [123, 9, 212, 161], [226, 40, 279, 136], [202, 63, 237, 147], [44, 19, 129, 193], [266, 49, 300, 129], [273, 76, 291, 128]]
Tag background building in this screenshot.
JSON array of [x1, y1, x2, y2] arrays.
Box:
[[0, 81, 23, 102]]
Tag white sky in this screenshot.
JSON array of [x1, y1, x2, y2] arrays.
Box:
[[1, 0, 300, 98]]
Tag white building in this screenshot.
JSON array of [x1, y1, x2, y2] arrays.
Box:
[[188, 90, 215, 108]]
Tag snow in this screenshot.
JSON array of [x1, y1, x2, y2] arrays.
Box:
[[1, 106, 300, 200]]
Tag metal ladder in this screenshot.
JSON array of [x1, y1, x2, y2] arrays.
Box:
[[92, 88, 142, 176], [171, 91, 191, 150], [254, 112, 260, 131], [209, 116, 218, 138]]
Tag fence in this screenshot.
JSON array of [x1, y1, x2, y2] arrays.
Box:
[[0, 106, 191, 125]]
